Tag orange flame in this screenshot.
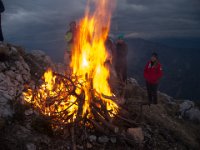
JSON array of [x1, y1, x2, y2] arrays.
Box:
[[70, 0, 117, 117], [23, 68, 78, 124], [23, 0, 118, 127]]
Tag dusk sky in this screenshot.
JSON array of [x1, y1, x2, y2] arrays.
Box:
[[2, 0, 200, 61]]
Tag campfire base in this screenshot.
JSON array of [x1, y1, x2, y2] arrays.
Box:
[[23, 71, 144, 149]]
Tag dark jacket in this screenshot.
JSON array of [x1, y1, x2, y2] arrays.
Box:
[[144, 61, 163, 84], [115, 41, 128, 66], [115, 41, 128, 82], [0, 0, 5, 13]]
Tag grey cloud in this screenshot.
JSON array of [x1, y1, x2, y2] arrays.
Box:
[[112, 0, 200, 38], [1, 0, 200, 61], [2, 0, 87, 61], [3, 0, 200, 39]]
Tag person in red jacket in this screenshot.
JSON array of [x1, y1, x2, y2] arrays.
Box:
[[144, 52, 163, 105]]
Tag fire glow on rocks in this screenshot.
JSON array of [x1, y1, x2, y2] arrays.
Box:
[[23, 0, 119, 129]]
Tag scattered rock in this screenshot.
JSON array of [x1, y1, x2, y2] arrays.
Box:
[[128, 78, 139, 86], [179, 100, 195, 116], [159, 92, 176, 104], [86, 142, 93, 149], [5, 70, 16, 79], [185, 108, 200, 123], [16, 74, 23, 83], [127, 127, 144, 144], [0, 95, 13, 118], [26, 143, 36, 150], [25, 109, 34, 116], [89, 135, 97, 142], [98, 136, 109, 143], [179, 100, 200, 122], [15, 125, 32, 139], [110, 137, 117, 143]]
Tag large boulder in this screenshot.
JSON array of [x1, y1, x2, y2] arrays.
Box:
[[0, 43, 31, 119], [127, 127, 144, 144], [24, 50, 55, 80], [185, 108, 200, 122], [179, 100, 200, 122]]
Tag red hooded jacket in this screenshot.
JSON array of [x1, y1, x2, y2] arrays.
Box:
[[144, 61, 163, 84]]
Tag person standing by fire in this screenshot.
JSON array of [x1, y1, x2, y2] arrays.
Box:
[[105, 37, 116, 66], [115, 35, 128, 83], [64, 21, 77, 67], [105, 36, 117, 89], [0, 0, 5, 41], [144, 52, 163, 105]]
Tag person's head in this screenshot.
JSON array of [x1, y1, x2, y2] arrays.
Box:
[[117, 34, 124, 44], [69, 21, 76, 30], [151, 52, 158, 62]]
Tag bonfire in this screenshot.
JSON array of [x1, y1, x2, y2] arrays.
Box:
[[23, 0, 138, 147]]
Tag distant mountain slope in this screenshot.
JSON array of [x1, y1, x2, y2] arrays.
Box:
[[126, 38, 200, 100]]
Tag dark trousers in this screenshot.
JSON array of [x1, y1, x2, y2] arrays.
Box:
[[115, 64, 127, 83], [0, 14, 3, 41], [146, 81, 158, 104]]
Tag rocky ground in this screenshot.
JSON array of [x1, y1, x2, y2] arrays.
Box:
[[0, 42, 200, 150]]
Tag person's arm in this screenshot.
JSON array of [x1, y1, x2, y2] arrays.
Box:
[[65, 31, 72, 42], [154, 63, 163, 82]]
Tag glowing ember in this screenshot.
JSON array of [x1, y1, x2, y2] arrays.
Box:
[[23, 0, 118, 128]]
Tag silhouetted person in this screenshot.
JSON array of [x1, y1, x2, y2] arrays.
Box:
[[105, 37, 116, 65], [115, 35, 128, 83], [0, 0, 5, 41], [64, 21, 77, 67], [144, 53, 163, 105]]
